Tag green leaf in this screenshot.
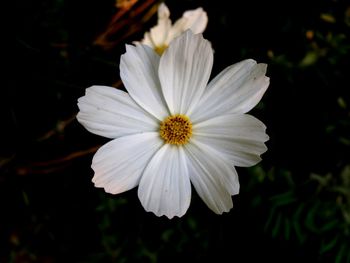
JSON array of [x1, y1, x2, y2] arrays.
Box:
[[300, 51, 319, 67], [319, 235, 339, 254], [272, 213, 283, 238], [310, 173, 332, 187], [305, 200, 322, 232], [337, 97, 347, 109], [293, 203, 305, 222], [320, 13, 336, 23], [284, 217, 291, 240], [346, 248, 350, 263], [340, 165, 350, 186], [339, 137, 350, 146], [22, 191, 30, 206], [265, 207, 276, 231], [270, 191, 297, 207], [161, 229, 174, 242], [319, 219, 340, 233], [293, 220, 306, 244], [335, 243, 347, 263], [332, 186, 350, 196]]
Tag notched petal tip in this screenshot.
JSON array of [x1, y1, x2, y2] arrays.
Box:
[[257, 63, 268, 75], [75, 111, 84, 123], [264, 74, 270, 81], [82, 85, 120, 100], [92, 174, 118, 194], [181, 7, 208, 34], [138, 145, 191, 219], [139, 198, 189, 219], [80, 85, 98, 96], [243, 58, 257, 65], [214, 206, 233, 215], [143, 208, 186, 219]]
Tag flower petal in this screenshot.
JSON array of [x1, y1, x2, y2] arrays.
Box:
[[120, 44, 169, 120], [184, 141, 239, 214], [149, 23, 171, 49], [149, 14, 172, 48], [77, 86, 158, 139], [183, 7, 208, 34], [139, 3, 170, 48], [139, 32, 154, 48], [194, 114, 269, 167], [159, 30, 213, 115], [92, 132, 163, 194], [191, 59, 269, 122], [157, 3, 170, 20], [138, 144, 191, 219], [167, 7, 208, 44]]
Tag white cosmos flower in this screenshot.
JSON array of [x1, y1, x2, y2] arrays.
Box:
[[138, 2, 208, 55], [77, 30, 269, 219]]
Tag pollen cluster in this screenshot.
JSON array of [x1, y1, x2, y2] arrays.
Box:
[[159, 115, 193, 145]]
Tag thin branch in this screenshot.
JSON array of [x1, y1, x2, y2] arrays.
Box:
[[94, 0, 158, 49], [16, 145, 100, 175]]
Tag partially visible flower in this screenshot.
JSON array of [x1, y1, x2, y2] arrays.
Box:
[[77, 30, 269, 219], [138, 2, 208, 55]]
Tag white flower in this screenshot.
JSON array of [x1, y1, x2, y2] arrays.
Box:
[[139, 2, 208, 55], [77, 30, 269, 219]]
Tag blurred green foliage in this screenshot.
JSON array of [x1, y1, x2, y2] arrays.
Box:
[[2, 0, 350, 262]]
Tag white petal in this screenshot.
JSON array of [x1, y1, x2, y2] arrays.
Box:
[[77, 86, 158, 139], [120, 44, 169, 120], [140, 3, 171, 49], [157, 3, 170, 20], [138, 144, 191, 219], [184, 8, 208, 34], [191, 59, 269, 122], [159, 30, 213, 115], [149, 17, 172, 48], [139, 32, 154, 48], [194, 114, 268, 167], [92, 132, 163, 194], [184, 141, 239, 214], [166, 8, 208, 44]]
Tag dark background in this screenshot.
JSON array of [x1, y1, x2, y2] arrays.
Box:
[[3, 0, 350, 262]]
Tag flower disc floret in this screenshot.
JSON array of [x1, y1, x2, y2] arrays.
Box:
[[159, 115, 192, 145]]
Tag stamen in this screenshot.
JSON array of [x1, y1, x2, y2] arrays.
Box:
[[159, 115, 192, 145], [154, 44, 168, 55]]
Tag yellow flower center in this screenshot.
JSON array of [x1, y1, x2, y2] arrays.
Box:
[[159, 115, 193, 145], [154, 44, 168, 55]]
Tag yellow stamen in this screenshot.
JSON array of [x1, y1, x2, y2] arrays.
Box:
[[159, 115, 192, 145], [154, 44, 168, 55]]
